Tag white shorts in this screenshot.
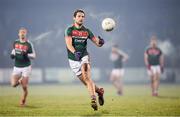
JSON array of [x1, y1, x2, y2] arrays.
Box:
[[69, 55, 90, 76], [111, 68, 125, 77], [147, 65, 161, 76], [12, 65, 32, 77]]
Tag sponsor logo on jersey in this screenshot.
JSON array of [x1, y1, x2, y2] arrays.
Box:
[[15, 44, 28, 52], [147, 48, 160, 55], [72, 30, 88, 39]]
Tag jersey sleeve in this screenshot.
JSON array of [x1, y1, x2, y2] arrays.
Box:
[[87, 29, 95, 40], [27, 42, 34, 53], [145, 46, 150, 54], [64, 27, 72, 37], [159, 48, 162, 56], [13, 41, 15, 49]]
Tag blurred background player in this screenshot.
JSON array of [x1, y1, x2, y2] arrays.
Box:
[[110, 44, 128, 95], [10, 27, 36, 106], [144, 35, 164, 96], [64, 9, 105, 111]]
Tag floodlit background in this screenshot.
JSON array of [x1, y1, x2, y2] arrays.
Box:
[[0, 0, 180, 84]]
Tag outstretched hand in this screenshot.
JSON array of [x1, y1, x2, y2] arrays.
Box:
[[98, 36, 105, 47]]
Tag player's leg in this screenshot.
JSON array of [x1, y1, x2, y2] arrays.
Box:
[[11, 75, 21, 87], [154, 73, 160, 96], [79, 75, 104, 106], [113, 78, 122, 95], [153, 67, 161, 96], [20, 66, 31, 106], [117, 69, 124, 95], [110, 69, 122, 95], [81, 63, 98, 110], [20, 76, 29, 106], [148, 67, 156, 96], [151, 74, 157, 96], [78, 75, 102, 94], [11, 67, 21, 87], [78, 75, 104, 106]]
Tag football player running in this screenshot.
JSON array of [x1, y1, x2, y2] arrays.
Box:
[[110, 44, 128, 95], [144, 35, 164, 96], [10, 27, 36, 106], [64, 9, 105, 111]]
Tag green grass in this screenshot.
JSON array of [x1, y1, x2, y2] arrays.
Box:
[[0, 84, 180, 116]]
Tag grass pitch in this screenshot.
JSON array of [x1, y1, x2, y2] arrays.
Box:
[[0, 84, 180, 116]]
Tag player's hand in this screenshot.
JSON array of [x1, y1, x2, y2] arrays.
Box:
[[10, 54, 15, 59], [98, 36, 105, 47], [160, 66, 164, 73], [147, 64, 151, 70], [74, 51, 81, 61]]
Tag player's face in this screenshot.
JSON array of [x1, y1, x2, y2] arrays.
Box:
[[150, 39, 157, 48], [74, 12, 85, 25], [18, 29, 27, 40]]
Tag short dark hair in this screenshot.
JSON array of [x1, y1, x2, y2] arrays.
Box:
[[73, 9, 85, 17]]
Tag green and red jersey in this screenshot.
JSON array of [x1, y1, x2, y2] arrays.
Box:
[[65, 24, 95, 61], [145, 46, 162, 65], [13, 39, 34, 67]]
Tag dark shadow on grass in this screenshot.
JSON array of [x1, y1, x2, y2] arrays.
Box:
[[81, 109, 110, 116], [157, 96, 180, 99], [15, 105, 40, 109], [81, 112, 102, 116]]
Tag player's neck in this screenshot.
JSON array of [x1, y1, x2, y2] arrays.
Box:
[[74, 23, 83, 29], [151, 45, 157, 48], [19, 38, 27, 43]]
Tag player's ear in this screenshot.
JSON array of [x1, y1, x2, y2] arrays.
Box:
[[73, 17, 76, 22]]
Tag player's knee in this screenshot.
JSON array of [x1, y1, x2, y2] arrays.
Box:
[[11, 83, 17, 87], [22, 85, 28, 90]]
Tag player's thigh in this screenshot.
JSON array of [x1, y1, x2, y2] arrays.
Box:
[[110, 69, 120, 82], [22, 66, 32, 78], [81, 63, 91, 82], [21, 66, 31, 87], [69, 59, 82, 76], [154, 66, 161, 80], [82, 63, 90, 72], [11, 67, 22, 84], [148, 66, 157, 78], [11, 74, 21, 84]]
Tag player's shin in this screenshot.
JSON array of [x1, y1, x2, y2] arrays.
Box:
[[20, 86, 28, 106]]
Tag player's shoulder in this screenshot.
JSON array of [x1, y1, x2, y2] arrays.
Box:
[[14, 39, 19, 43], [65, 24, 74, 31], [26, 40, 34, 46], [144, 46, 152, 53], [145, 46, 151, 50], [64, 24, 74, 35], [82, 25, 91, 31], [156, 47, 162, 52]]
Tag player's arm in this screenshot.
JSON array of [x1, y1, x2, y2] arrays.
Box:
[[144, 52, 150, 70], [65, 36, 81, 61], [160, 54, 164, 67], [88, 29, 104, 47], [91, 36, 104, 47], [27, 42, 36, 59], [65, 36, 76, 53], [10, 42, 16, 59], [159, 52, 164, 73], [117, 49, 129, 62]]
